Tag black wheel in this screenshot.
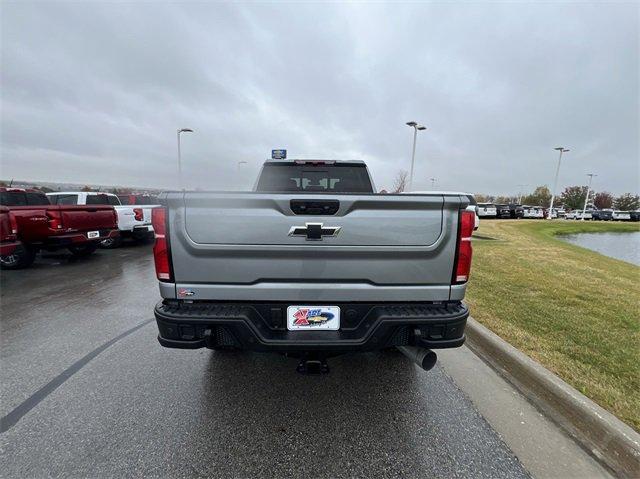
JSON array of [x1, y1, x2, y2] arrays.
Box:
[[99, 236, 122, 249], [68, 243, 98, 257], [0, 245, 37, 269]]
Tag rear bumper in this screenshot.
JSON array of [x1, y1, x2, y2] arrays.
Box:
[[154, 300, 469, 352], [44, 229, 119, 247], [123, 225, 154, 239]]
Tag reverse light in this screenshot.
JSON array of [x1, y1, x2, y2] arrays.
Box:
[[453, 210, 475, 284], [133, 208, 144, 222], [151, 207, 172, 282]]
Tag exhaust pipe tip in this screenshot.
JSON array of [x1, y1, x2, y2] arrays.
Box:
[[397, 345, 438, 371]]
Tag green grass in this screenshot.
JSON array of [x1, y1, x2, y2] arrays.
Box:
[[466, 220, 640, 430]]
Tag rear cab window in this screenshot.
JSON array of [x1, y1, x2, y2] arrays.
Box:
[[0, 191, 27, 206], [0, 191, 49, 206], [86, 194, 112, 205], [255, 162, 373, 193], [51, 194, 78, 205], [26, 193, 50, 205]]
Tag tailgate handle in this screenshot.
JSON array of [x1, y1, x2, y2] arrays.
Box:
[[290, 199, 339, 215]]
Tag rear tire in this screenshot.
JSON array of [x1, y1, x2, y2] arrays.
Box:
[[68, 243, 98, 257], [0, 245, 37, 269], [99, 236, 122, 249]]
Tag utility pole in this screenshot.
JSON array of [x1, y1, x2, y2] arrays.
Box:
[[548, 147, 569, 219], [581, 173, 597, 220]]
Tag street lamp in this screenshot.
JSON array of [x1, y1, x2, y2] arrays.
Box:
[[548, 147, 569, 219], [177, 128, 194, 189], [406, 121, 427, 191], [430, 177, 437, 189], [581, 173, 597, 220]]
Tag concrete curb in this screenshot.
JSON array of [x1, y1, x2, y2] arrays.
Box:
[[464, 317, 640, 478]]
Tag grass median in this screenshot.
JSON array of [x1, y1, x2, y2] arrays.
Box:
[[465, 219, 640, 430]]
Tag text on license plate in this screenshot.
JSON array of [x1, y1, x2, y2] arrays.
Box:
[[87, 231, 100, 239], [287, 306, 340, 331]]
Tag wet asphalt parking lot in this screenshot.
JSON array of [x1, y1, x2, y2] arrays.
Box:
[[0, 244, 605, 478]]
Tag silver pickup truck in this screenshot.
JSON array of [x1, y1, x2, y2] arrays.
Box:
[[152, 160, 474, 373]]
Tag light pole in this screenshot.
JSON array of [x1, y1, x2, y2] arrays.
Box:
[[177, 128, 193, 188], [430, 177, 437, 189], [581, 173, 597, 220], [548, 147, 569, 219], [406, 121, 426, 191], [516, 184, 528, 204]]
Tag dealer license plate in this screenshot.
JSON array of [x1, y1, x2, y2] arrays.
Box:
[[287, 306, 340, 331]]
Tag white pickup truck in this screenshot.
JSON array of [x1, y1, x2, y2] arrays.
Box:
[[47, 192, 159, 247]]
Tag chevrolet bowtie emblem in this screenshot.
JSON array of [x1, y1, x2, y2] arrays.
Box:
[[288, 222, 341, 241]]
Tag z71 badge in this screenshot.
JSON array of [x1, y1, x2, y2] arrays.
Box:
[[287, 306, 340, 331]]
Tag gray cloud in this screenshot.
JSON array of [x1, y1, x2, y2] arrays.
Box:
[[1, 1, 638, 195]]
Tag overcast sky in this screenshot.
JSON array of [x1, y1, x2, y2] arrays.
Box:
[[1, 1, 638, 195]]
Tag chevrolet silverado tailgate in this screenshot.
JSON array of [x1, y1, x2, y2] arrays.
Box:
[[162, 192, 467, 302]]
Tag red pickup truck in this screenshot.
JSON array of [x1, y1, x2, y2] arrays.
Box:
[[0, 188, 120, 269]]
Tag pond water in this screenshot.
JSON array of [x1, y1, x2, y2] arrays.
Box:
[[561, 231, 640, 266]]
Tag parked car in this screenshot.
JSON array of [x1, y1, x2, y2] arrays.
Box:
[[495, 204, 511, 219], [508, 204, 525, 219], [556, 208, 567, 219], [630, 211, 640, 222], [152, 159, 473, 372], [477, 203, 497, 218], [0, 188, 119, 269], [611, 210, 631, 221], [47, 192, 159, 247], [571, 210, 593, 220], [592, 209, 613, 221], [522, 206, 543, 219]]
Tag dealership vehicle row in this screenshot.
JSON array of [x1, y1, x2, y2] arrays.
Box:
[[476, 201, 639, 221], [0, 188, 157, 269]]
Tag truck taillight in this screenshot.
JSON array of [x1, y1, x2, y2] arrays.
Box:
[[151, 207, 172, 282], [9, 212, 18, 235], [46, 210, 63, 230], [133, 208, 144, 222], [453, 210, 474, 284]]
